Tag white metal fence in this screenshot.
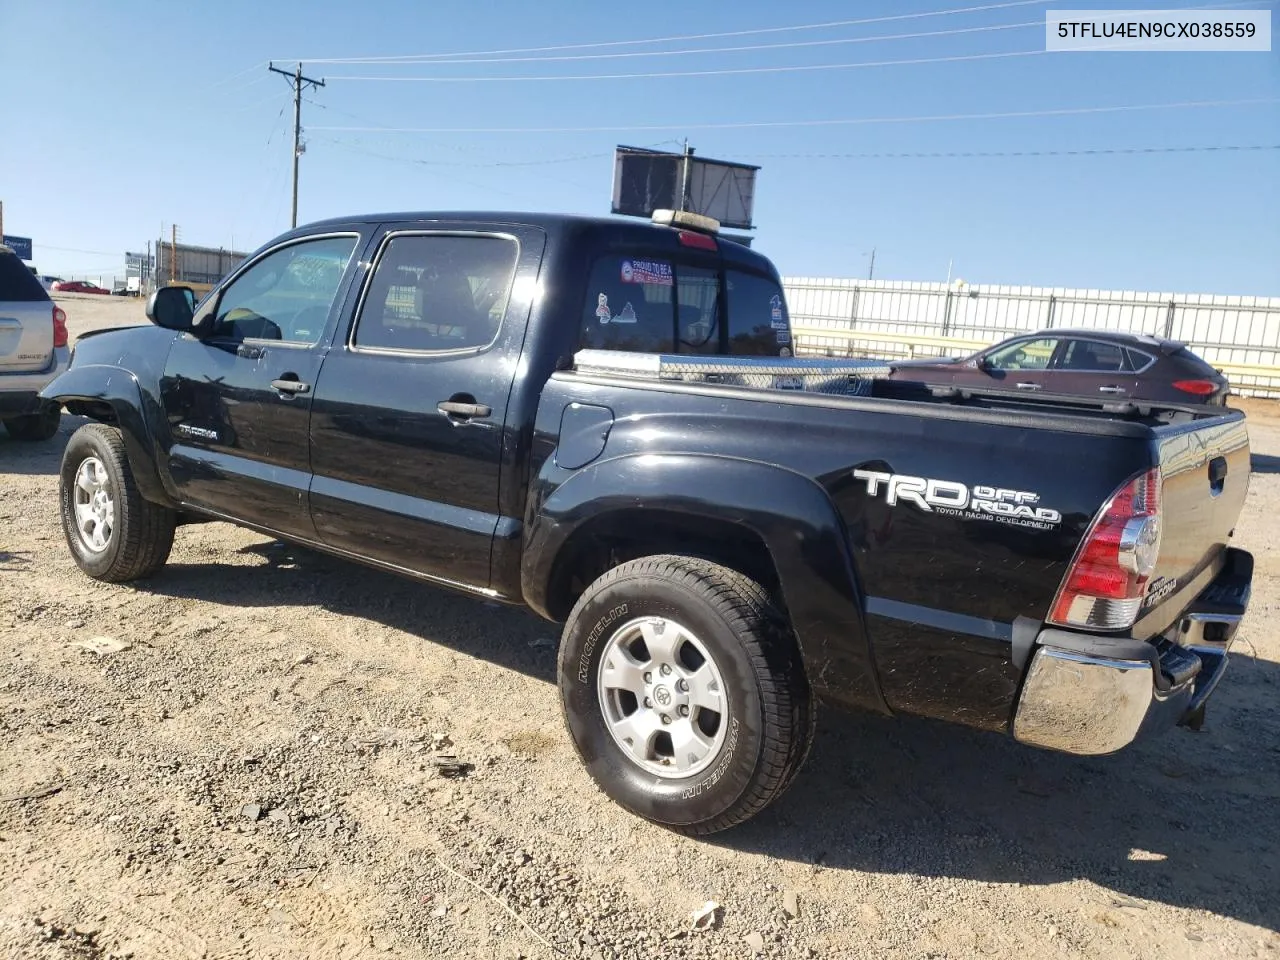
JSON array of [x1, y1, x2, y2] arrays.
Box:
[[784, 277, 1280, 397]]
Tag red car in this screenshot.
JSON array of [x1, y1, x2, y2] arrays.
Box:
[[888, 329, 1230, 405], [52, 280, 111, 295]]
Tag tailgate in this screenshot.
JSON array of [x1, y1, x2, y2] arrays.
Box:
[[1138, 413, 1250, 634], [0, 300, 55, 372]]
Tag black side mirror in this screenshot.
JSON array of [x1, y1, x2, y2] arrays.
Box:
[[146, 286, 197, 332]]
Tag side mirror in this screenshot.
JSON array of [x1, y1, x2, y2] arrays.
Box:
[[972, 355, 992, 371], [146, 286, 197, 332]]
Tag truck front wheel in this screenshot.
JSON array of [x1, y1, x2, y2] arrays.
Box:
[[59, 424, 176, 582], [558, 555, 814, 835]]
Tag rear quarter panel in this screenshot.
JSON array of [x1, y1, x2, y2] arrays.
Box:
[[529, 375, 1155, 730]]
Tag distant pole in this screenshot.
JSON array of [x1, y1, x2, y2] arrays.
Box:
[[867, 248, 876, 281], [270, 61, 326, 229], [0, 200, 5, 241], [946, 258, 953, 284], [679, 140, 695, 214], [170, 224, 177, 283]]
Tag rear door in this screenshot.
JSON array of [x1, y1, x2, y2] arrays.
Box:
[[307, 223, 544, 590], [0, 251, 54, 373], [159, 231, 366, 537], [1050, 337, 1142, 399]]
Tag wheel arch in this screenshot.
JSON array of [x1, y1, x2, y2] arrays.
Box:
[[42, 365, 177, 508], [524, 453, 888, 714]]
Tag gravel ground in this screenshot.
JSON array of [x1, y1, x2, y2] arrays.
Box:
[[2, 296, 1278, 960]]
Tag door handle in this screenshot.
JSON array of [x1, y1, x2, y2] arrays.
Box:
[[438, 400, 492, 420], [1098, 385, 1127, 395], [271, 378, 311, 395], [1015, 382, 1041, 391]]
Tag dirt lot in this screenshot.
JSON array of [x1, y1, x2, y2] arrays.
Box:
[[2, 295, 1278, 960]]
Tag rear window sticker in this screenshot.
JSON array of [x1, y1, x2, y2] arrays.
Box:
[[614, 301, 638, 323], [770, 294, 783, 321], [776, 329, 791, 344], [620, 259, 673, 286], [596, 293, 612, 324], [779, 346, 792, 358]]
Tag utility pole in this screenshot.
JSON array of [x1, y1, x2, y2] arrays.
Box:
[[269, 61, 325, 229], [170, 224, 178, 283], [867, 248, 876, 281]]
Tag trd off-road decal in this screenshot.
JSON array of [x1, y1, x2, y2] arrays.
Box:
[[852, 469, 1063, 530]]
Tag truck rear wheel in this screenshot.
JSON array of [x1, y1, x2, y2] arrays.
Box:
[[59, 424, 176, 582], [558, 555, 813, 835]]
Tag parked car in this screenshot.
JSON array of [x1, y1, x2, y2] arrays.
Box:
[[41, 212, 1252, 834], [888, 329, 1230, 405], [52, 280, 111, 295], [0, 245, 67, 440], [37, 275, 65, 292]]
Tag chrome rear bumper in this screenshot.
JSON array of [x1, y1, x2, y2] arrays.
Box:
[[1012, 548, 1251, 756]]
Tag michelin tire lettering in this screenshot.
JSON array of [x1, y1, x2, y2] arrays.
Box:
[[853, 469, 1063, 529]]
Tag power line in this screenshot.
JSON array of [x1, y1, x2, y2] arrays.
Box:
[[749, 144, 1280, 160], [314, 137, 1278, 174], [34, 244, 122, 256], [310, 140, 532, 199], [282, 0, 1268, 66], [307, 96, 1280, 135], [306, 20, 1041, 68], [285, 0, 1055, 64], [325, 47, 1054, 82], [210, 61, 271, 88], [310, 136, 617, 167]]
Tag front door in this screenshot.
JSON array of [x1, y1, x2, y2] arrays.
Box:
[[159, 232, 364, 537], [308, 225, 544, 590], [972, 336, 1062, 394]]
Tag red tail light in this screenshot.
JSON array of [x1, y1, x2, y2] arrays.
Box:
[[1049, 467, 1161, 630], [1172, 379, 1217, 396], [52, 306, 68, 348], [677, 230, 717, 251]]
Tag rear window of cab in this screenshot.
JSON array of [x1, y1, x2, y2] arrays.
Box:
[[580, 254, 791, 356]]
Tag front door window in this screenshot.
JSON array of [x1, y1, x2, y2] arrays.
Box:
[[984, 338, 1059, 371], [207, 236, 358, 344]]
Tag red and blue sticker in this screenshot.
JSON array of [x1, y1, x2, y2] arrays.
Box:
[[620, 259, 673, 287]]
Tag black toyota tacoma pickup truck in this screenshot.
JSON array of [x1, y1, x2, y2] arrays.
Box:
[[43, 211, 1253, 834]]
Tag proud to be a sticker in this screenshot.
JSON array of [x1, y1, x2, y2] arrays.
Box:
[[620, 259, 673, 287]]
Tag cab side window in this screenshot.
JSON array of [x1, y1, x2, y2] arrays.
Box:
[[354, 234, 518, 352], [210, 236, 357, 344]]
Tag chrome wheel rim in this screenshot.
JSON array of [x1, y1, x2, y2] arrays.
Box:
[[72, 456, 115, 553], [596, 616, 728, 780]]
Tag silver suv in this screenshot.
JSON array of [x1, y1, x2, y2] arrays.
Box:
[[0, 244, 69, 440]]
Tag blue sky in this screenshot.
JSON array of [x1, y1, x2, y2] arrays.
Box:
[[2, 0, 1277, 293]]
